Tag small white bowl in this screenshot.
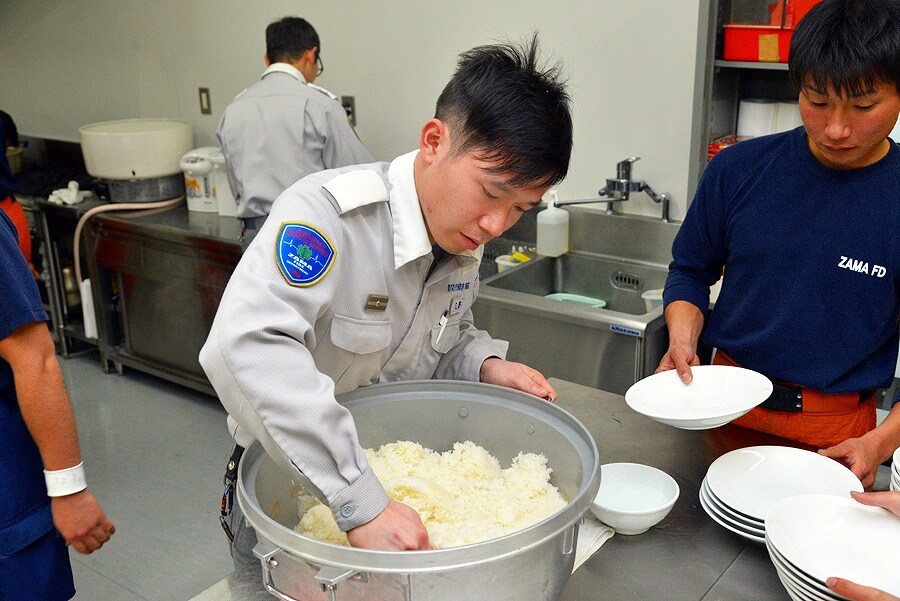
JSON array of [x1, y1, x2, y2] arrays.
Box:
[[590, 463, 680, 535]]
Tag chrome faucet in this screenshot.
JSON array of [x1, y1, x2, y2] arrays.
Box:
[[555, 157, 672, 222]]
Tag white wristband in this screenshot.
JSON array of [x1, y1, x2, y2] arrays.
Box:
[[44, 462, 87, 497]]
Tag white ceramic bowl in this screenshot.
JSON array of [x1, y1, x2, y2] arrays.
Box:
[[705, 446, 863, 522], [766, 494, 900, 596], [625, 365, 773, 430], [590, 463, 680, 535]]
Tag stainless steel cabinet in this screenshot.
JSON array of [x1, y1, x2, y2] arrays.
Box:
[[84, 205, 242, 395]]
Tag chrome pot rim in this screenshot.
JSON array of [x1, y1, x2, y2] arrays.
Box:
[[237, 380, 601, 573]]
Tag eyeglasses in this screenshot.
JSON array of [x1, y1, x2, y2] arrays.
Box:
[[316, 53, 324, 76]]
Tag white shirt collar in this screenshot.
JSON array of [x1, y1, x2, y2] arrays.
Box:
[[387, 150, 481, 270], [261, 62, 306, 83]]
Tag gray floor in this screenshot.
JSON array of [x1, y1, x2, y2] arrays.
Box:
[[58, 351, 234, 600]]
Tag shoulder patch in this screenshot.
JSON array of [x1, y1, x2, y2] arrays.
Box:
[[322, 170, 388, 214], [275, 222, 336, 287]]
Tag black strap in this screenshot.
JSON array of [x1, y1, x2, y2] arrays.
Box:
[[219, 444, 245, 542], [223, 444, 245, 485]]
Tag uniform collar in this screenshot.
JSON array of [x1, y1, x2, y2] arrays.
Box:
[[261, 62, 307, 83], [387, 150, 481, 270]]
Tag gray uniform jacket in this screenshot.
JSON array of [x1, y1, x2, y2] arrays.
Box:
[[216, 62, 373, 220], [199, 150, 508, 531]]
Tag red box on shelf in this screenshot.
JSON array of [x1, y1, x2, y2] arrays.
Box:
[[722, 0, 821, 62], [723, 25, 793, 62]]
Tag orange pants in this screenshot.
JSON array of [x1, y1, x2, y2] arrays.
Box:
[[714, 350, 875, 448], [0, 195, 32, 264]]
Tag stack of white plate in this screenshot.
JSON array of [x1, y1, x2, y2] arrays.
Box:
[[891, 446, 899, 492], [700, 446, 863, 544], [766, 494, 900, 601]]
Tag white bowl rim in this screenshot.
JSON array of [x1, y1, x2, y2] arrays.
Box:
[[699, 488, 766, 543], [700, 479, 765, 530], [767, 540, 842, 599], [765, 493, 900, 593], [625, 365, 773, 421], [592, 462, 680, 516], [706, 446, 863, 520]]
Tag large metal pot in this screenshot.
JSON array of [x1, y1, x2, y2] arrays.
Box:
[[237, 380, 601, 601]]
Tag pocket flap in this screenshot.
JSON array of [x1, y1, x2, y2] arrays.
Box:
[[330, 314, 392, 354]]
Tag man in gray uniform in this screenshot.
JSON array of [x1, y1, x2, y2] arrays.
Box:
[[216, 16, 373, 236], [201, 35, 572, 564]]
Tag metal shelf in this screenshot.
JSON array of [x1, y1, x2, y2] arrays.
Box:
[[714, 60, 789, 71], [63, 322, 98, 345]]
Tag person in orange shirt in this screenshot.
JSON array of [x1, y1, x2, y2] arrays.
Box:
[[1, 112, 37, 277]]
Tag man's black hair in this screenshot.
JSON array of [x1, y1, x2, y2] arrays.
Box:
[[435, 34, 572, 189], [266, 17, 320, 64], [789, 0, 900, 96]]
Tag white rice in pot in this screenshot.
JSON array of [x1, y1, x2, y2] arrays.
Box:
[[294, 440, 567, 549]]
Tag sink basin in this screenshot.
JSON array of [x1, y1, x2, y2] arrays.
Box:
[[473, 251, 671, 395], [482, 252, 667, 316]]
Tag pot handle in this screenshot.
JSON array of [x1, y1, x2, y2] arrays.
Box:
[[253, 539, 368, 601], [315, 565, 364, 600], [252, 540, 303, 601]]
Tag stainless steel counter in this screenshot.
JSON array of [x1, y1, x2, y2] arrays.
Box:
[[190, 379, 891, 600], [83, 203, 243, 394]]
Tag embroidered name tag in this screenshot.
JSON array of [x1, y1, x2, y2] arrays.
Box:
[[275, 223, 336, 286]]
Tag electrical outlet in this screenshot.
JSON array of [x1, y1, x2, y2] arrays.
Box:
[[199, 88, 211, 115], [341, 95, 356, 127]]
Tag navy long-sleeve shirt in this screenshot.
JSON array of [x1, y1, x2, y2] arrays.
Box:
[[665, 127, 899, 394]]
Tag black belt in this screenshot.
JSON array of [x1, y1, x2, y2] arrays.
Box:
[[219, 444, 245, 541], [761, 383, 874, 413], [761, 383, 804, 412]]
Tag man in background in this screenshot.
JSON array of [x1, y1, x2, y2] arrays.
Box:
[[217, 16, 373, 241]]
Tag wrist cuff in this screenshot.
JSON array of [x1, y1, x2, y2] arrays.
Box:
[[44, 462, 87, 497]]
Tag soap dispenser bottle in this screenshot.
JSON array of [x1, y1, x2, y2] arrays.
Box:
[[536, 189, 568, 257]]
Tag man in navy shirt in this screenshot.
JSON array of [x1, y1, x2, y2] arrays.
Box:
[[659, 0, 899, 488], [0, 202, 115, 592]]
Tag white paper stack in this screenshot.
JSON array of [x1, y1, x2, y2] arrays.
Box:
[[737, 99, 804, 137], [737, 99, 777, 137]]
